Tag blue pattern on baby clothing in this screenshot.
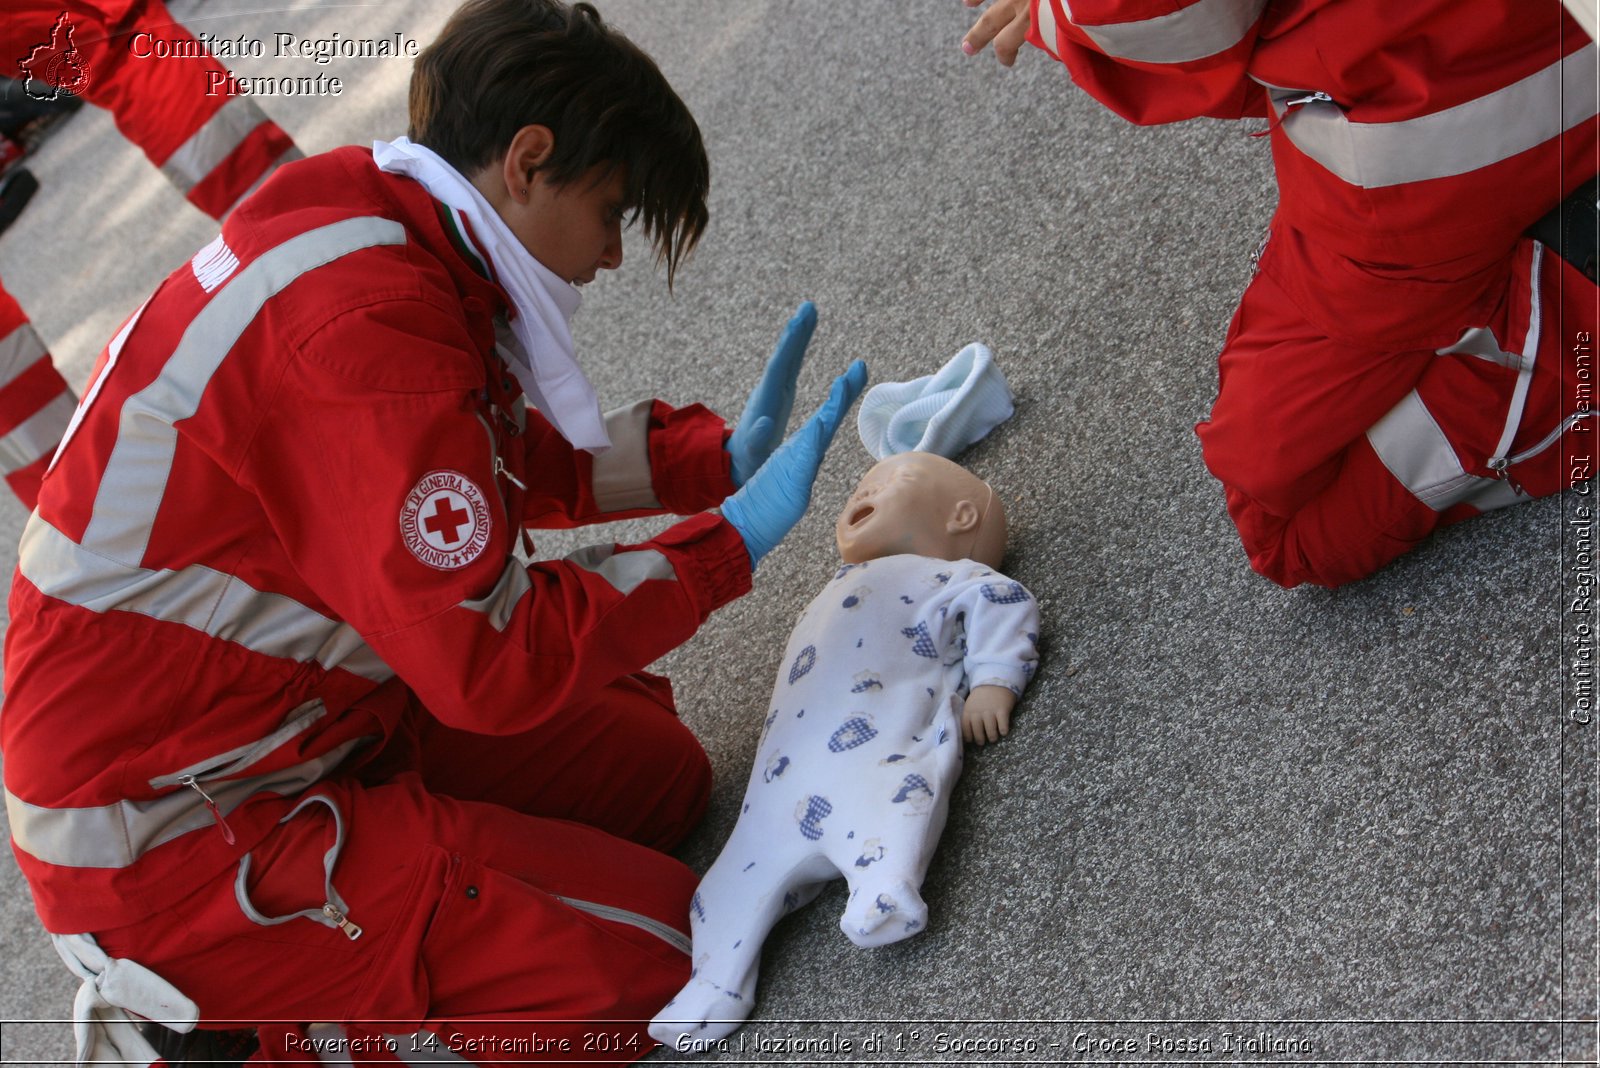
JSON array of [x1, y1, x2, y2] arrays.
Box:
[[797, 795, 832, 840], [828, 716, 878, 752], [764, 754, 790, 782], [854, 840, 885, 868], [981, 581, 1030, 604], [892, 774, 934, 804], [902, 623, 937, 658], [690, 893, 706, 921], [788, 645, 816, 684], [900, 595, 915, 604], [851, 671, 882, 693], [873, 894, 897, 915]]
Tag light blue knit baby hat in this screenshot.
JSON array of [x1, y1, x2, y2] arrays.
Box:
[[856, 342, 1015, 460]]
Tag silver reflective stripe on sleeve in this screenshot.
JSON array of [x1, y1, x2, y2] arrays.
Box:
[[1270, 44, 1599, 189], [0, 390, 74, 474], [81, 216, 407, 566], [6, 736, 366, 869], [460, 558, 533, 633], [566, 544, 677, 594], [554, 894, 691, 955], [0, 321, 48, 385], [1048, 0, 1266, 64], [159, 96, 272, 193], [19, 516, 393, 681], [590, 399, 662, 512]]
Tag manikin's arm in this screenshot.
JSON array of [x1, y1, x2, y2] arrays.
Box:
[[962, 684, 1017, 746]]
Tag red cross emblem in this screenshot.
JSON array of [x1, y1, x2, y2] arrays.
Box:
[[423, 495, 471, 547], [400, 471, 491, 570]]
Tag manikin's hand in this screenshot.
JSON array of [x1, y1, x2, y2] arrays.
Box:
[[962, 684, 1017, 745], [723, 360, 869, 568], [727, 303, 817, 487], [961, 0, 1033, 67]]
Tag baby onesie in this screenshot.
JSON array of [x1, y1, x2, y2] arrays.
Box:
[[650, 553, 1040, 1046]]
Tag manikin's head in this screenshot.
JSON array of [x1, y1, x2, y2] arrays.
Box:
[[835, 453, 1008, 570]]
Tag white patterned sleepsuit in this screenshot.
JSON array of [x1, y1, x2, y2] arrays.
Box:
[[650, 553, 1040, 1045]]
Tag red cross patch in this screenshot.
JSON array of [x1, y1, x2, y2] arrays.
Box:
[[399, 470, 492, 570]]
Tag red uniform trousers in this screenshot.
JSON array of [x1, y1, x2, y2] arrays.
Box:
[[92, 673, 709, 1066], [1199, 233, 1598, 588]]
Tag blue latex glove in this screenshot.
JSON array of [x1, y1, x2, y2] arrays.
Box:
[[723, 360, 869, 568], [726, 302, 817, 487]]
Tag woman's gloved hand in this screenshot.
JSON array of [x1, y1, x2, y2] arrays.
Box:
[[726, 302, 817, 487], [723, 360, 868, 568]]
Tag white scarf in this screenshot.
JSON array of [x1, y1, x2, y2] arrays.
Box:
[[372, 136, 610, 453]]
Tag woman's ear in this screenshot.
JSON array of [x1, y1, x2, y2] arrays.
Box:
[[946, 499, 981, 535], [502, 124, 555, 201]]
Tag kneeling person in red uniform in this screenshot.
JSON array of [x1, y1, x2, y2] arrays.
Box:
[[1, 1, 865, 1062]]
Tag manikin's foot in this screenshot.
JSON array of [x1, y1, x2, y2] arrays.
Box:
[[649, 971, 755, 1049], [839, 879, 929, 948]]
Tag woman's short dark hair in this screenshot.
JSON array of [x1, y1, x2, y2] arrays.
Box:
[[410, 0, 709, 284]]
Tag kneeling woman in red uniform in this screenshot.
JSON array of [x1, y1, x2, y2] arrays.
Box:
[[1, 1, 864, 1062]]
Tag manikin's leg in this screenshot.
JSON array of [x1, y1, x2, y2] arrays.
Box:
[[648, 818, 836, 1048], [832, 756, 958, 948]]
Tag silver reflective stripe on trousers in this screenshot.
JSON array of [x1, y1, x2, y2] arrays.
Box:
[[1036, 0, 1266, 64], [159, 96, 273, 193], [19, 516, 393, 682], [6, 735, 366, 869], [1366, 243, 1546, 512], [591, 399, 662, 512], [1266, 44, 1599, 189]]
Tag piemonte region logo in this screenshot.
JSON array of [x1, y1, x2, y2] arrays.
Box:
[[18, 12, 91, 101]]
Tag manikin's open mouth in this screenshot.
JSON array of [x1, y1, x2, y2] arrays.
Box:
[[846, 504, 875, 527]]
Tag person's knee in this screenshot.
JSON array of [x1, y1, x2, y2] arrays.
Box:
[[643, 719, 711, 850]]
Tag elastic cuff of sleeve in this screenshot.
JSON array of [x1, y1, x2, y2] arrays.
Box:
[[647, 401, 738, 514], [654, 511, 754, 616], [969, 667, 1027, 696]]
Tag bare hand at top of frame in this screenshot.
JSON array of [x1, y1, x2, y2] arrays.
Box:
[[961, 0, 1032, 67]]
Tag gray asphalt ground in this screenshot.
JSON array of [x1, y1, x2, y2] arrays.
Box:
[[0, 2, 1596, 1065]]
